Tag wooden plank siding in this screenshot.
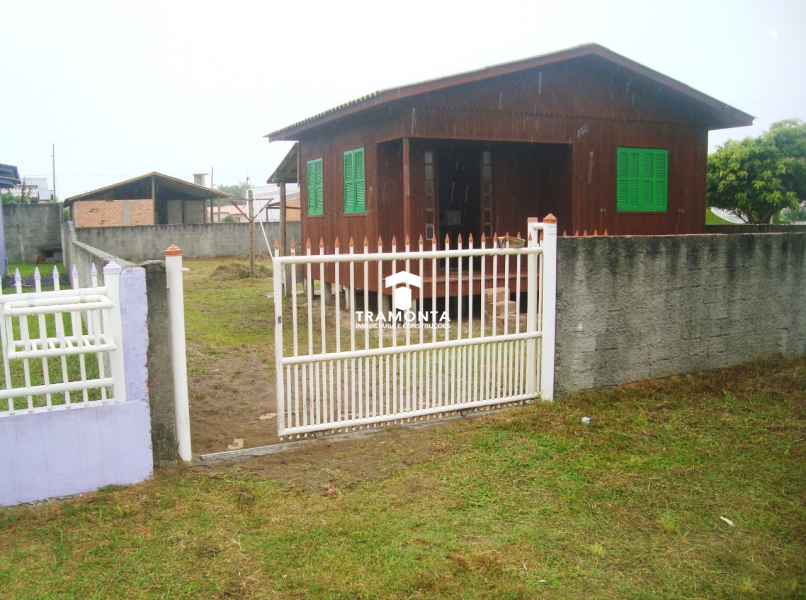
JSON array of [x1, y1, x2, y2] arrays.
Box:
[[292, 51, 735, 292]]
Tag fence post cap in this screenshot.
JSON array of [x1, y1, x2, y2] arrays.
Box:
[[103, 261, 123, 275], [527, 217, 538, 223], [165, 244, 183, 257], [543, 214, 558, 223]]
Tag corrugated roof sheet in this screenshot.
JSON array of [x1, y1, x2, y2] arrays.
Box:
[[265, 43, 753, 140]]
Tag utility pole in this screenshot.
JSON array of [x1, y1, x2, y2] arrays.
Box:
[[248, 188, 255, 278], [232, 185, 271, 279], [51, 144, 56, 201]]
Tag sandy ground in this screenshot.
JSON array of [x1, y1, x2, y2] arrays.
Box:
[[188, 350, 280, 455]]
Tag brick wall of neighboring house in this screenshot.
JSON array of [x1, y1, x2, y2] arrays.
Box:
[[74, 199, 154, 227]]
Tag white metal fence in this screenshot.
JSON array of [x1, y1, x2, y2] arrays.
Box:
[[0, 262, 127, 415], [272, 217, 557, 439]]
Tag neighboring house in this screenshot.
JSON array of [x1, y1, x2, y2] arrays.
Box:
[[208, 204, 250, 223], [251, 184, 301, 222], [265, 43, 753, 257], [64, 172, 231, 227], [0, 164, 21, 271], [207, 187, 302, 223], [5, 177, 51, 202]]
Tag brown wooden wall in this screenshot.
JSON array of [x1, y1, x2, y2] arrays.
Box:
[[297, 52, 718, 289]]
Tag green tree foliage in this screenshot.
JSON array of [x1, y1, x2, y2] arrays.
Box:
[[707, 119, 806, 224], [215, 181, 250, 203]]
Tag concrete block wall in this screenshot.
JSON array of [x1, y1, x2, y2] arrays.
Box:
[[2, 203, 63, 264], [74, 221, 302, 261], [554, 233, 806, 396]]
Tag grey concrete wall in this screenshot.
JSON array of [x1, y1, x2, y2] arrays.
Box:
[[142, 261, 177, 466], [1, 225, 153, 506], [73, 222, 302, 261], [555, 233, 806, 396], [3, 203, 63, 264]]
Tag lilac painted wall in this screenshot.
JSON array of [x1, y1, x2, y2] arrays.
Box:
[[0, 242, 153, 507], [0, 402, 152, 506]]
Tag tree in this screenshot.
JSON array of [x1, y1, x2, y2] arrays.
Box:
[[707, 119, 806, 224], [215, 181, 250, 203], [1, 183, 38, 205]]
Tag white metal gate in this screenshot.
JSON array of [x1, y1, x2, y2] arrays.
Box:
[[272, 216, 557, 439]]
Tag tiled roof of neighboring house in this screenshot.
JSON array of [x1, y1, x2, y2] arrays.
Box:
[[265, 44, 753, 141], [207, 205, 249, 217]]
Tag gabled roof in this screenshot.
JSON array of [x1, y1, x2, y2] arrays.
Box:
[[265, 44, 753, 141], [64, 172, 231, 206]]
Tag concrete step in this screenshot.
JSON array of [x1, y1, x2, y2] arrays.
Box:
[[490, 300, 519, 315]]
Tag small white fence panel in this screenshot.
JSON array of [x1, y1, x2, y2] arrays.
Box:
[[272, 217, 557, 439], [0, 263, 127, 415]]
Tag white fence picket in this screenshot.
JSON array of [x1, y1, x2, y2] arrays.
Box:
[[0, 262, 127, 416]]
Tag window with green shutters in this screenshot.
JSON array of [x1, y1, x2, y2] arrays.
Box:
[[306, 158, 323, 215], [616, 148, 668, 212], [343, 147, 365, 214]]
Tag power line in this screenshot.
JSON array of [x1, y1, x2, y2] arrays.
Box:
[[735, 63, 806, 103], [741, 73, 806, 109]]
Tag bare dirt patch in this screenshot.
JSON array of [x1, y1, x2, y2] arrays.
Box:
[[188, 349, 279, 454], [190, 419, 455, 491]]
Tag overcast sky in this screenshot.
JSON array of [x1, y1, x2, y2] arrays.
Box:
[[2, 0, 804, 200]]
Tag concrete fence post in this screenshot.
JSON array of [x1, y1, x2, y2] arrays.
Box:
[[539, 214, 558, 401], [165, 245, 191, 462], [142, 260, 177, 466]]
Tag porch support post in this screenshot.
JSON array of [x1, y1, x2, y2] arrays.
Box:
[[280, 181, 289, 296], [402, 137, 411, 241]]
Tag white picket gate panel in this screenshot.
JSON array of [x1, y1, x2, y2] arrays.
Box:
[[0, 263, 127, 415], [272, 217, 557, 438]]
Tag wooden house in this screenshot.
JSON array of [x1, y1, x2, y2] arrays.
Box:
[[265, 44, 752, 296]]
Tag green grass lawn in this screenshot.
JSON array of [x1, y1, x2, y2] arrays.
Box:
[[5, 263, 66, 278], [0, 354, 804, 599]]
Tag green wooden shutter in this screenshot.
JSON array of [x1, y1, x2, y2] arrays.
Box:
[[354, 148, 365, 212], [307, 159, 317, 215], [628, 150, 640, 208], [306, 159, 323, 215], [617, 148, 629, 210], [343, 150, 354, 213], [617, 148, 668, 212], [653, 151, 667, 210]]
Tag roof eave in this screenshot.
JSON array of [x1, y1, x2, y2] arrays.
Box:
[[64, 172, 233, 206], [264, 43, 753, 139]]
